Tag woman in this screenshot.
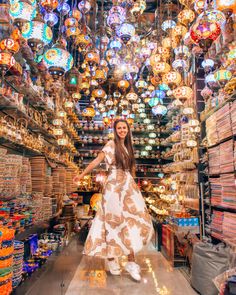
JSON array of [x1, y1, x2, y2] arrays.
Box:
[[74, 119, 154, 281]]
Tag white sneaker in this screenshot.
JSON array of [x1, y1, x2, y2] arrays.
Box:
[[124, 262, 141, 281], [106, 258, 121, 275]]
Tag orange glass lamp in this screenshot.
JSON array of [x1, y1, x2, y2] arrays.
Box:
[[152, 62, 171, 76], [118, 80, 130, 93], [178, 9, 195, 26], [162, 37, 178, 49], [126, 90, 138, 101], [215, 0, 236, 17], [92, 88, 107, 101], [0, 38, 19, 54], [85, 51, 100, 67], [172, 86, 193, 101], [94, 69, 106, 84], [82, 105, 96, 119], [0, 51, 15, 75], [41, 0, 58, 12], [162, 71, 182, 89], [171, 24, 188, 39]]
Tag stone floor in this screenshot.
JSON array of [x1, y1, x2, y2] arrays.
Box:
[[66, 243, 198, 295], [14, 238, 198, 295]]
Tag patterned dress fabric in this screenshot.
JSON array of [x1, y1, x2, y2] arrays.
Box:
[[84, 140, 154, 258]]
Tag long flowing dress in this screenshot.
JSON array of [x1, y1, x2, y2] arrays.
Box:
[[83, 140, 154, 258]]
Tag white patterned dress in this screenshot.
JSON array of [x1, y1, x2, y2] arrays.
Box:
[[84, 140, 154, 258]]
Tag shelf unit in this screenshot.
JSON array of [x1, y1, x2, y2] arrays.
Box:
[[198, 87, 236, 243]]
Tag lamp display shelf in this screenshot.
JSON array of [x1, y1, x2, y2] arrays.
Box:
[[200, 91, 236, 122]]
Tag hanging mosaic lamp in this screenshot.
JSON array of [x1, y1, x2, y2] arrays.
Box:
[[78, 0, 91, 14], [43, 40, 73, 79], [22, 9, 53, 54], [201, 59, 214, 73], [152, 104, 168, 116], [215, 0, 236, 17], [10, 0, 36, 31], [178, 9, 195, 26], [116, 22, 135, 44], [0, 38, 20, 54], [44, 12, 58, 26], [172, 86, 193, 101], [162, 71, 182, 90], [214, 69, 232, 86], [190, 16, 221, 52], [0, 52, 15, 75], [41, 0, 58, 12]]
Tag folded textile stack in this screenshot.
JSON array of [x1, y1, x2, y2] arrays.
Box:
[[12, 241, 24, 289], [42, 197, 52, 220], [230, 100, 236, 135], [0, 148, 7, 195], [216, 103, 232, 141], [206, 113, 218, 146], [211, 210, 224, 240], [210, 178, 222, 206], [219, 140, 234, 173], [32, 193, 44, 222], [221, 174, 236, 209], [20, 158, 32, 195], [222, 212, 236, 241], [209, 146, 220, 175]]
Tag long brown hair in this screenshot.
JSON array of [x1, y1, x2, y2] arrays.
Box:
[[113, 119, 135, 172]]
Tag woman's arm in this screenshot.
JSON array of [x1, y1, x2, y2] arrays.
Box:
[[74, 152, 105, 183]]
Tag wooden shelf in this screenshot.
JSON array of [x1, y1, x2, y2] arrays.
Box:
[[200, 91, 236, 122]]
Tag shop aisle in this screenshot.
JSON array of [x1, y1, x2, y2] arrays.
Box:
[[66, 243, 197, 295]]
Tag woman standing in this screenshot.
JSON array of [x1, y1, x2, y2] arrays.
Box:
[[74, 119, 154, 281]]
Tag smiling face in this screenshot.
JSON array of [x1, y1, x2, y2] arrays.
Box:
[[116, 121, 128, 140]]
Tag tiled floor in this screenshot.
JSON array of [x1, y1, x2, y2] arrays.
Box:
[[66, 244, 198, 295]]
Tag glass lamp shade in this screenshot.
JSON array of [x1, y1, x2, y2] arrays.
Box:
[[120, 99, 129, 108], [140, 47, 152, 59], [152, 105, 168, 116], [41, 0, 58, 12], [194, 0, 207, 14], [174, 45, 191, 59], [201, 86, 213, 100], [0, 39, 19, 54], [65, 67, 80, 91], [152, 62, 171, 75], [145, 145, 152, 151], [214, 69, 232, 86], [189, 119, 200, 126], [215, 0, 236, 16], [147, 124, 155, 131], [178, 9, 195, 26], [152, 90, 165, 99], [116, 22, 135, 44], [171, 24, 188, 38], [148, 97, 161, 107], [53, 128, 63, 136], [143, 118, 151, 124], [187, 139, 197, 147], [10, 1, 36, 29], [172, 59, 188, 72], [199, 9, 226, 26], [137, 112, 145, 118], [78, 0, 91, 14], [150, 54, 162, 66], [107, 13, 124, 30], [126, 91, 138, 101], [22, 20, 53, 52], [205, 73, 219, 89], [85, 51, 100, 67], [57, 2, 70, 15], [52, 119, 63, 126], [57, 138, 68, 146], [227, 49, 236, 61], [190, 19, 221, 52], [75, 34, 92, 50], [82, 106, 96, 118], [93, 69, 106, 84], [162, 71, 182, 89], [201, 59, 214, 72], [64, 17, 78, 28], [66, 27, 81, 39], [141, 150, 148, 157], [109, 38, 122, 51], [44, 12, 58, 26], [72, 9, 82, 20], [161, 20, 176, 32], [162, 37, 178, 49], [150, 76, 160, 87], [132, 103, 140, 112], [43, 46, 73, 77], [92, 88, 106, 100], [149, 132, 157, 138], [64, 101, 74, 108], [135, 80, 148, 90], [183, 107, 194, 115], [72, 92, 81, 100], [159, 83, 170, 91], [0, 52, 15, 73], [172, 86, 193, 100], [118, 80, 130, 92]]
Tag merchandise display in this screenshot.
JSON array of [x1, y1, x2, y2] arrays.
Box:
[[0, 0, 235, 293]]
